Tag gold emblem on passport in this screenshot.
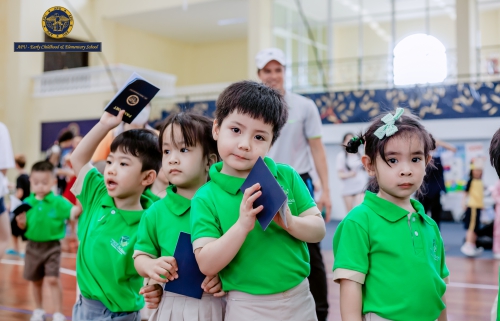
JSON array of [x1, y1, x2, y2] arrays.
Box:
[[42, 6, 74, 39], [126, 95, 140, 106]]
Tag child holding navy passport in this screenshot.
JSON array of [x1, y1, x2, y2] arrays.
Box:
[[134, 112, 225, 321], [70, 109, 164, 321], [190, 81, 326, 321]]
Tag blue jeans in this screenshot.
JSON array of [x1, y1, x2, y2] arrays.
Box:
[[72, 295, 140, 321]]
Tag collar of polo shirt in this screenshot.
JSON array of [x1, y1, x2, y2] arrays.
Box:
[[363, 191, 433, 224], [209, 157, 279, 195]]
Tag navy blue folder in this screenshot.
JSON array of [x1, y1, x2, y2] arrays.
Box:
[[240, 157, 288, 231], [12, 203, 31, 216], [163, 232, 205, 299], [104, 73, 160, 124]]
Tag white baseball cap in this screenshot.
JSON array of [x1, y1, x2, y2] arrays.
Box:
[[255, 48, 286, 69]]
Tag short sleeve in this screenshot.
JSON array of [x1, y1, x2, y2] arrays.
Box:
[[190, 195, 222, 245], [303, 99, 323, 139], [336, 152, 347, 172], [56, 197, 73, 220], [72, 164, 107, 210], [290, 168, 317, 216], [439, 236, 450, 280], [332, 218, 370, 283], [134, 208, 160, 258]]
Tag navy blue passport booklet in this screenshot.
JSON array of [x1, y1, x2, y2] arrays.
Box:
[[104, 72, 160, 124], [9, 196, 32, 216], [240, 157, 288, 231], [163, 232, 205, 299]]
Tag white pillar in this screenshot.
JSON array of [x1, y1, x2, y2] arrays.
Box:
[[247, 0, 273, 80], [455, 0, 478, 81]]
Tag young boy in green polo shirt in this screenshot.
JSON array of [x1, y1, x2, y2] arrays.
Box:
[[70, 110, 163, 321], [190, 81, 326, 321], [16, 160, 78, 321]]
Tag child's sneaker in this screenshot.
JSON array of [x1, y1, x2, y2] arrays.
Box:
[[6, 249, 19, 256], [460, 242, 483, 257], [52, 312, 66, 321], [494, 253, 500, 260], [30, 309, 45, 321]]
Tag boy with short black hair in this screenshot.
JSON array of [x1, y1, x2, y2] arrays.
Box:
[[16, 160, 76, 321], [70, 110, 163, 321], [191, 80, 326, 321]]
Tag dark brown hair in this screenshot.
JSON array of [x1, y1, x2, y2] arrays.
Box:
[[345, 110, 436, 193], [158, 112, 219, 162], [110, 129, 162, 173], [31, 161, 54, 174], [15, 154, 26, 169], [215, 80, 288, 144], [490, 128, 500, 178]]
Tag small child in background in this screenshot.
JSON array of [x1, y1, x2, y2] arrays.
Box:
[[134, 112, 225, 321], [333, 108, 449, 321], [16, 161, 78, 321], [7, 154, 30, 257], [460, 162, 485, 257]]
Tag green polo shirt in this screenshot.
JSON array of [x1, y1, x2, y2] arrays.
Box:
[[191, 157, 318, 295], [333, 191, 449, 321], [143, 187, 162, 203], [24, 192, 72, 242], [135, 185, 191, 258], [74, 166, 153, 313]]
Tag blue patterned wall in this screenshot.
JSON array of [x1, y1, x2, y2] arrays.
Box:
[[160, 81, 500, 124]]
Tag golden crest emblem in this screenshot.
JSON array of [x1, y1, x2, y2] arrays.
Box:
[[42, 6, 74, 39]]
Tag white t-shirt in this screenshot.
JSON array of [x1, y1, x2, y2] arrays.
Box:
[[0, 122, 14, 171], [336, 152, 368, 196], [267, 91, 323, 174]]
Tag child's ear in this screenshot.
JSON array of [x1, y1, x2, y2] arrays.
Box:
[[206, 153, 218, 172], [361, 155, 375, 177], [212, 119, 220, 141], [141, 170, 157, 187]]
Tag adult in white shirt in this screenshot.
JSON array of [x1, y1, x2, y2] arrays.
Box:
[[336, 133, 368, 213], [256, 48, 331, 321], [0, 121, 15, 259]]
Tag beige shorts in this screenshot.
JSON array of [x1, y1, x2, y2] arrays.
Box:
[[225, 278, 317, 321], [149, 291, 225, 321]]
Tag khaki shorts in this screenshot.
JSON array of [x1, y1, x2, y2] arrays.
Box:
[[23, 240, 61, 281], [225, 278, 317, 321]]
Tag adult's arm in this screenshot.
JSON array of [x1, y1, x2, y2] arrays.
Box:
[[309, 137, 332, 221]]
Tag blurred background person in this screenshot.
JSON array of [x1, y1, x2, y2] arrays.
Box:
[[336, 133, 368, 213]]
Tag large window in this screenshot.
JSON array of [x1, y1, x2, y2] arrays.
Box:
[[393, 34, 447, 86], [272, 0, 500, 92]]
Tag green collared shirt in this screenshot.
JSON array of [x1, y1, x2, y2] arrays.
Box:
[[191, 157, 318, 295], [333, 191, 449, 321], [74, 166, 153, 313], [24, 192, 72, 242], [143, 187, 162, 203], [135, 185, 191, 258]]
